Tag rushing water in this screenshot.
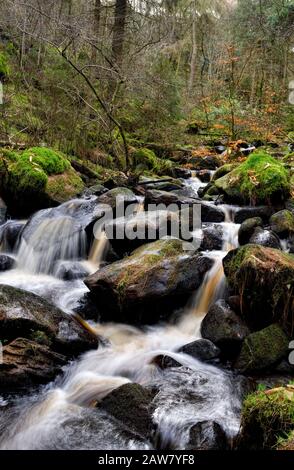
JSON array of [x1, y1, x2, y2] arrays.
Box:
[[0, 175, 245, 450]]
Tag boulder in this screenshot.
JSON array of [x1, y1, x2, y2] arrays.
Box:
[[0, 338, 66, 392], [151, 354, 183, 369], [234, 324, 289, 373], [238, 217, 263, 246], [196, 170, 211, 183], [223, 245, 294, 334], [85, 238, 213, 325], [235, 206, 276, 224], [144, 189, 197, 208], [0, 254, 15, 271], [190, 155, 221, 170], [82, 184, 108, 197], [0, 197, 7, 224], [201, 300, 250, 358], [0, 220, 25, 251], [270, 210, 294, 238], [187, 421, 228, 450], [105, 210, 180, 256], [200, 202, 225, 223], [172, 168, 192, 179], [98, 187, 138, 216], [55, 261, 90, 280], [214, 152, 290, 205], [201, 224, 223, 251], [178, 339, 220, 363], [0, 284, 98, 355], [248, 227, 281, 249], [212, 163, 239, 181], [97, 383, 155, 440]]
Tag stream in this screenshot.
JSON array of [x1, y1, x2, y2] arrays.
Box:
[[0, 175, 246, 450]]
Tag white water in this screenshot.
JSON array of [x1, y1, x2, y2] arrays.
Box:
[[0, 182, 244, 450]]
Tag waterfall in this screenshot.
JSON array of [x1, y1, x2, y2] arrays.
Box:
[[88, 232, 109, 270]]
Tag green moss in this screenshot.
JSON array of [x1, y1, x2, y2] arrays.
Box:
[[0, 52, 10, 77], [131, 147, 173, 175], [240, 386, 294, 449], [215, 151, 290, 204], [9, 159, 48, 193], [46, 169, 84, 203], [21, 147, 70, 175], [212, 163, 239, 181]]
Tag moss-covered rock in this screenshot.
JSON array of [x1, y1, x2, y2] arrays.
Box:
[[212, 163, 239, 181], [270, 210, 294, 238], [0, 147, 84, 216], [131, 147, 173, 175], [223, 245, 294, 335], [85, 238, 213, 325], [214, 152, 290, 204], [234, 324, 289, 373], [238, 385, 294, 449]]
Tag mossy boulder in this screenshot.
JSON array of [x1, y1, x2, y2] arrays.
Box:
[[214, 152, 290, 204], [270, 210, 294, 238], [248, 227, 281, 249], [0, 147, 84, 216], [223, 245, 294, 335], [212, 163, 239, 181], [238, 385, 294, 449], [234, 324, 289, 373], [131, 148, 173, 175], [85, 238, 213, 325]]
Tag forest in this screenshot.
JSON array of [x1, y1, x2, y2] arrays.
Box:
[[0, 0, 293, 456]]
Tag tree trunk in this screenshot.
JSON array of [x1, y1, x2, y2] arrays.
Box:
[[188, 10, 197, 95], [111, 0, 127, 67], [92, 0, 101, 62]]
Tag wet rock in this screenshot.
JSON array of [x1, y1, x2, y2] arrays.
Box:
[[55, 261, 90, 280], [0, 220, 25, 251], [285, 199, 294, 214], [270, 209, 294, 238], [85, 238, 213, 325], [172, 168, 192, 179], [249, 227, 281, 249], [201, 300, 250, 358], [187, 421, 228, 450], [214, 145, 226, 154], [178, 339, 220, 363], [238, 217, 263, 245], [98, 187, 138, 216], [105, 210, 180, 256], [234, 324, 289, 374], [151, 354, 182, 369], [82, 184, 108, 197], [196, 170, 211, 183], [0, 254, 15, 271], [0, 284, 98, 355], [223, 245, 294, 334], [235, 206, 276, 224], [200, 202, 225, 223], [0, 338, 66, 392], [212, 163, 239, 181], [227, 295, 241, 313], [144, 189, 197, 208], [201, 224, 223, 251], [98, 383, 155, 440]]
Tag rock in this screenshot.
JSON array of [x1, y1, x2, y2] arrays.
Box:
[[82, 184, 108, 197], [187, 421, 228, 450], [98, 187, 138, 216], [214, 145, 226, 154], [248, 227, 281, 249], [0, 338, 66, 393], [201, 300, 250, 358], [190, 155, 221, 170], [85, 238, 213, 325], [196, 170, 211, 183], [151, 354, 182, 369], [285, 199, 294, 213], [98, 383, 154, 440], [0, 254, 15, 271], [178, 339, 220, 362], [238, 217, 263, 245], [234, 324, 289, 373], [235, 206, 276, 224], [0, 284, 98, 355], [172, 168, 192, 179], [270, 210, 294, 238], [223, 245, 294, 334], [212, 163, 239, 181], [144, 189, 197, 208], [214, 152, 290, 205], [55, 261, 90, 280], [200, 202, 225, 223], [105, 210, 180, 256], [0, 220, 25, 251], [201, 224, 223, 251]]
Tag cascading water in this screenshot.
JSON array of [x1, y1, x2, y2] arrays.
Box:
[[0, 179, 245, 451]]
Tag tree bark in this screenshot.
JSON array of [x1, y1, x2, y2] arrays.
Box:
[[111, 0, 127, 67]]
